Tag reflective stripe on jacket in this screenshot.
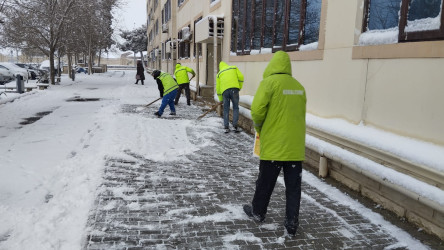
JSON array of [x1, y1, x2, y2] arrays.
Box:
[[251, 51, 306, 161], [174, 64, 195, 85], [158, 72, 178, 95], [216, 61, 244, 101]]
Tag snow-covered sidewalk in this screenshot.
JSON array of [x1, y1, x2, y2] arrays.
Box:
[[0, 71, 440, 249]]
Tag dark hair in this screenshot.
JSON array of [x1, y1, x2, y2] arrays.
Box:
[[152, 70, 160, 79]]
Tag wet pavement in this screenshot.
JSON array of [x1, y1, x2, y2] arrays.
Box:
[[84, 102, 443, 250]]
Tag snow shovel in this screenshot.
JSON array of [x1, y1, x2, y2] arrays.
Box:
[[197, 102, 222, 120], [145, 97, 162, 107]]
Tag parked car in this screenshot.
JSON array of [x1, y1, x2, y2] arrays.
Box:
[[75, 66, 88, 74], [0, 62, 29, 81], [39, 60, 62, 74], [15, 63, 40, 80], [0, 65, 15, 84]]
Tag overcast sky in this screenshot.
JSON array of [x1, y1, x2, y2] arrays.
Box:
[[108, 0, 147, 58], [114, 0, 147, 32]]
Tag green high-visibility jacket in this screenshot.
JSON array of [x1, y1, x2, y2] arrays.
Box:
[[251, 51, 306, 161], [216, 61, 244, 101], [158, 72, 178, 95], [174, 64, 195, 85]]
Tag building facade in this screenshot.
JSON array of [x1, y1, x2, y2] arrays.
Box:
[[146, 0, 444, 239]]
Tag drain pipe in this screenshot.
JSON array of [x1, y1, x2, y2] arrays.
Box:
[[196, 43, 200, 98], [319, 156, 328, 178], [212, 16, 218, 96]]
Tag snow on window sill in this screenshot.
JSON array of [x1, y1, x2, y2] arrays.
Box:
[[405, 16, 441, 33], [358, 28, 399, 46], [299, 42, 319, 51]]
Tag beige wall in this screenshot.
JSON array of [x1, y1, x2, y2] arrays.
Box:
[[364, 58, 444, 141], [163, 0, 444, 145], [222, 0, 444, 146]]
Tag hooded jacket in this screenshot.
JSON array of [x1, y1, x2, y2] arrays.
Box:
[[174, 64, 195, 85], [157, 72, 178, 96], [251, 51, 306, 161], [216, 61, 244, 101]]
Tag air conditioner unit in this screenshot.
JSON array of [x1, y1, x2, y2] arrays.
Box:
[[181, 27, 192, 42], [162, 23, 169, 33], [195, 16, 224, 44]]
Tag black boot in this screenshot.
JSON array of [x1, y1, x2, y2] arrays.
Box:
[[243, 205, 265, 222], [284, 218, 299, 236]]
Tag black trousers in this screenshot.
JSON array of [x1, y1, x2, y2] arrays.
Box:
[[174, 83, 190, 105], [252, 160, 302, 223]]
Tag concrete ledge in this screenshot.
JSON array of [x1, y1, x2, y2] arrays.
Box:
[[305, 147, 444, 240]]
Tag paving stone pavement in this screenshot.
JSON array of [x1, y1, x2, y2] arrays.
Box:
[[84, 102, 442, 250]]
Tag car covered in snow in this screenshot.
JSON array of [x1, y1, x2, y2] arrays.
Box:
[[15, 63, 42, 80], [39, 60, 62, 73], [0, 65, 15, 84], [0, 62, 29, 81]]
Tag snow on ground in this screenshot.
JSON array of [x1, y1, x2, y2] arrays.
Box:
[[0, 71, 205, 249], [0, 70, 439, 249], [297, 172, 426, 249]]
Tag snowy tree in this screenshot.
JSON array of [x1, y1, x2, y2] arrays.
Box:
[[118, 24, 148, 65], [0, 0, 120, 80], [73, 0, 119, 74], [1, 0, 78, 84], [0, 0, 8, 24]]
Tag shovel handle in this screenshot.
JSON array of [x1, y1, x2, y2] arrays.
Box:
[[145, 97, 162, 107], [197, 102, 222, 120]]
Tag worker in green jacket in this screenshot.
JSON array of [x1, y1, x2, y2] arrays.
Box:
[[216, 61, 244, 133], [174, 63, 195, 106], [243, 51, 306, 236], [152, 70, 179, 117]]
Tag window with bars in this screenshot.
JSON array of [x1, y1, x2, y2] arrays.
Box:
[[162, 0, 171, 25], [178, 27, 191, 59], [194, 17, 203, 58], [231, 0, 322, 55], [362, 0, 444, 43], [155, 20, 159, 36]]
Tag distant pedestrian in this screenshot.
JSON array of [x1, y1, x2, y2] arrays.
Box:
[[243, 51, 306, 236], [174, 63, 195, 106], [135, 60, 145, 85], [152, 70, 179, 117], [216, 61, 244, 133]]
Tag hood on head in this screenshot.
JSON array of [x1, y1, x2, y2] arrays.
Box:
[[175, 63, 181, 69], [263, 51, 292, 79], [219, 61, 229, 71]]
